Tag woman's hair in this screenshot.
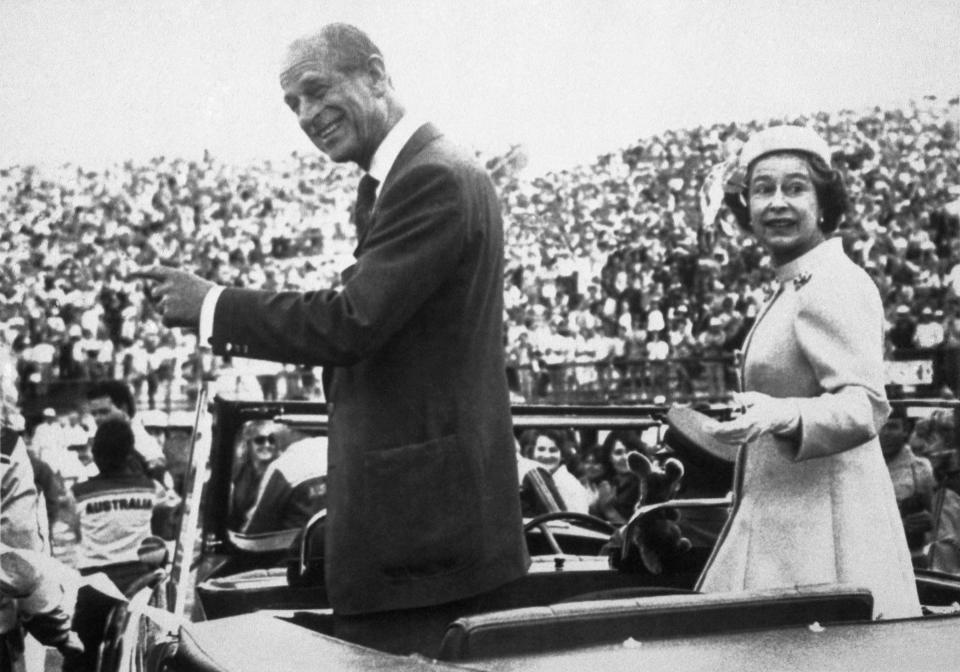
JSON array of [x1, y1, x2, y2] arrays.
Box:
[[518, 428, 567, 460], [85, 380, 136, 417], [723, 150, 848, 234], [241, 419, 278, 445]]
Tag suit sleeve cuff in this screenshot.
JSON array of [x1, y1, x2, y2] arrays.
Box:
[[200, 286, 226, 346]]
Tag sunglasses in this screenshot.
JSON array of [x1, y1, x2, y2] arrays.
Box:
[[252, 435, 276, 445]]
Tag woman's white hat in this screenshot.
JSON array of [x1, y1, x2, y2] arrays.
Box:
[[739, 125, 833, 170]]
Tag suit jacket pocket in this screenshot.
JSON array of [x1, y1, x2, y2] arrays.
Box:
[[363, 434, 482, 581]]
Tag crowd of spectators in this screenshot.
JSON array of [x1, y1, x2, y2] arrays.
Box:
[[496, 98, 960, 401], [2, 98, 960, 415], [4, 99, 960, 664]]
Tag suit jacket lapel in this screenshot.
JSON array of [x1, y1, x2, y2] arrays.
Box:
[[381, 123, 442, 195], [354, 123, 442, 253]]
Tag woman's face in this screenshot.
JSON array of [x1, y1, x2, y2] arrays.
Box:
[[249, 431, 279, 465], [609, 440, 631, 475], [748, 154, 824, 266], [581, 452, 604, 482], [532, 435, 562, 473]]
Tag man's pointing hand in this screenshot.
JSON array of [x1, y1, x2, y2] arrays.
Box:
[[127, 266, 215, 330]]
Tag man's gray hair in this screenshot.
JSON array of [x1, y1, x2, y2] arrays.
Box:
[[280, 23, 383, 86]]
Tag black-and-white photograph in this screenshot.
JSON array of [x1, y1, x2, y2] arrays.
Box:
[[2, 1, 960, 670]]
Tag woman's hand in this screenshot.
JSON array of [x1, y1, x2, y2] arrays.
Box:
[[707, 391, 800, 446], [595, 480, 616, 509]]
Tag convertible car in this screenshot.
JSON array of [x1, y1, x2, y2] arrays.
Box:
[[95, 395, 960, 671]]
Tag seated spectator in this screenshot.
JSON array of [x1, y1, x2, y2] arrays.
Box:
[[881, 416, 937, 556], [578, 443, 605, 496], [72, 418, 178, 586], [228, 419, 281, 530], [516, 435, 566, 517], [588, 429, 649, 525], [69, 418, 179, 672], [909, 411, 957, 481], [518, 428, 589, 514], [242, 436, 327, 535], [929, 482, 960, 575]]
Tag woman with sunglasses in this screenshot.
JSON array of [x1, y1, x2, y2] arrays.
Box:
[[228, 420, 280, 530]]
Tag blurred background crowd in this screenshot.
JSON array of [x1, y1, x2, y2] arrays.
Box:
[[4, 98, 960, 421]]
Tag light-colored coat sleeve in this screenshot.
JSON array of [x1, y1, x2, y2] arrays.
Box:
[[792, 271, 891, 461]]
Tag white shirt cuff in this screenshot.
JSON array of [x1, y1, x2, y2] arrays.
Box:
[[200, 286, 226, 346]]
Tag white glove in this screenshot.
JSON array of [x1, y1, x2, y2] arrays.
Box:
[[707, 391, 800, 446]]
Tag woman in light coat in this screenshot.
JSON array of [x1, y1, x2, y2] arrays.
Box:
[[698, 125, 920, 619]]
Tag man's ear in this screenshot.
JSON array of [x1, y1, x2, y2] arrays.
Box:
[[365, 55, 390, 95]]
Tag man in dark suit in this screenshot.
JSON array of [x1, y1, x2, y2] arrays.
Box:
[[132, 23, 529, 654]]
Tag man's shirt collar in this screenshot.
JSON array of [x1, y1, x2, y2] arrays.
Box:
[[367, 113, 425, 188]]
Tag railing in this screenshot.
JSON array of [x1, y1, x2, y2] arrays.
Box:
[[18, 347, 960, 421], [507, 356, 736, 405]]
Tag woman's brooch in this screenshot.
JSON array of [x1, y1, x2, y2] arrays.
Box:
[[792, 272, 812, 290]]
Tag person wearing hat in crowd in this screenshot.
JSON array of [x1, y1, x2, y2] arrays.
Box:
[[139, 409, 168, 447], [129, 22, 528, 655], [699, 125, 921, 619]]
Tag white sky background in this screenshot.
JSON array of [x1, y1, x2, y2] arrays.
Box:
[[1, 0, 958, 175]]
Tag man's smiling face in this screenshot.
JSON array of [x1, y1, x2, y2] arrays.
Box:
[[281, 46, 390, 170]]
